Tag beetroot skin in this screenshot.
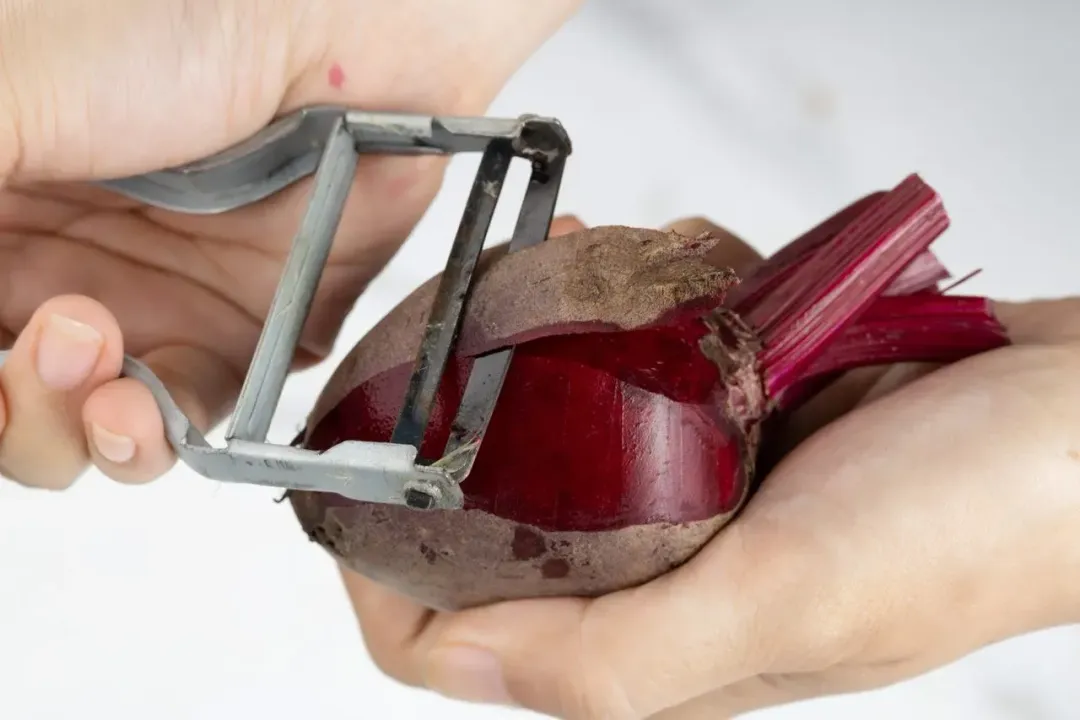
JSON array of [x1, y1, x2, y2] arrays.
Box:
[[289, 177, 1009, 611]]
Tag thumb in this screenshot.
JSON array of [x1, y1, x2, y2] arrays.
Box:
[[421, 542, 767, 719]]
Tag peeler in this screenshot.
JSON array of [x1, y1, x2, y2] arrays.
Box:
[[0, 106, 572, 511]]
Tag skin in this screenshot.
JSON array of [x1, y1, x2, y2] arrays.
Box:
[[4, 3, 1080, 719]]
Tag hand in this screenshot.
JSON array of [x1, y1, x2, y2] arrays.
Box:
[[0, 0, 581, 487], [337, 217, 1080, 719]]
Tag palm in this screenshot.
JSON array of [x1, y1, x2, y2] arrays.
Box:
[[1, 162, 441, 387]]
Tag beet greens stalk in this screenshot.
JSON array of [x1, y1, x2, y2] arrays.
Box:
[[714, 174, 1007, 420]]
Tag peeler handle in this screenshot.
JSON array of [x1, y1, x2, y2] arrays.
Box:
[[0, 348, 467, 507]]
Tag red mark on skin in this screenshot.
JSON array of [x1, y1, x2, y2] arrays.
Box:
[[328, 63, 346, 90]]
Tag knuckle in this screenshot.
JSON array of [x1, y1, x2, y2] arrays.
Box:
[[541, 626, 641, 720], [363, 640, 417, 686], [664, 216, 737, 239], [568, 682, 638, 720], [0, 455, 86, 490], [0, 399, 91, 491]]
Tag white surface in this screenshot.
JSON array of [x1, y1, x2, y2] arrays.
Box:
[[3, 1, 1080, 718]]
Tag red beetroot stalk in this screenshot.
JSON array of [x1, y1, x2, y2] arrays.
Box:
[[804, 294, 1008, 378], [736, 174, 953, 403], [777, 293, 1009, 408], [724, 191, 950, 312], [883, 252, 951, 296]]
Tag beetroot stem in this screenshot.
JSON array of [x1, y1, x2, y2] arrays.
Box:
[[773, 294, 1009, 409], [739, 174, 951, 400], [725, 191, 885, 310], [725, 191, 949, 313]]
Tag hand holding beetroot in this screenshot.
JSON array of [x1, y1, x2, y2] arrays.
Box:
[[330, 214, 1080, 718]]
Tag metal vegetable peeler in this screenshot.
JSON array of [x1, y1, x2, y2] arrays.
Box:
[[0, 106, 571, 510]]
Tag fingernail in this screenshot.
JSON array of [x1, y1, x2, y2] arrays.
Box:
[[90, 423, 136, 464], [36, 315, 103, 390], [425, 646, 514, 706]]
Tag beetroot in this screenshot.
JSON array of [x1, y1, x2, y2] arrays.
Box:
[[289, 174, 1009, 611]]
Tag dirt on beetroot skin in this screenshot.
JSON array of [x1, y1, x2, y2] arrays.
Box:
[[290, 493, 732, 611]]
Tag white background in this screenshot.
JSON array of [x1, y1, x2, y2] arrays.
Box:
[[3, 1, 1080, 718]]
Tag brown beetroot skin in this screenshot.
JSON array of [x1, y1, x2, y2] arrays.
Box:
[[290, 226, 760, 611]]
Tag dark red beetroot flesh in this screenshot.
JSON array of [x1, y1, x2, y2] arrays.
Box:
[[290, 176, 1010, 611]]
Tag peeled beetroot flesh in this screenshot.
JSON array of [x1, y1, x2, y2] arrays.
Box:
[[289, 175, 1010, 611]]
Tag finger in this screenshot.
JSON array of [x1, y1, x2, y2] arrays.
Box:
[[663, 217, 764, 276], [82, 345, 242, 485], [854, 361, 938, 407], [654, 655, 944, 719], [651, 674, 816, 720], [0, 295, 123, 488], [993, 298, 1080, 344], [421, 546, 767, 720], [772, 367, 888, 454], [549, 214, 587, 237], [339, 567, 440, 688], [82, 377, 172, 483]]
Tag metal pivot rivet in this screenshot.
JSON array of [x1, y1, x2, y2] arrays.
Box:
[[405, 484, 446, 510]]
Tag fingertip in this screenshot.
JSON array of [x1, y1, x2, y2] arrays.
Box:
[[426, 598, 595, 714], [83, 378, 175, 484], [0, 296, 125, 490], [663, 217, 763, 275], [549, 214, 587, 237], [663, 216, 734, 237], [23, 295, 125, 383]]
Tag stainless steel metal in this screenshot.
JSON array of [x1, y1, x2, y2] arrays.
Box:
[[390, 140, 513, 450], [438, 153, 568, 482], [58, 106, 573, 510], [226, 118, 359, 443], [0, 350, 464, 508], [99, 107, 568, 215], [99, 106, 345, 214]]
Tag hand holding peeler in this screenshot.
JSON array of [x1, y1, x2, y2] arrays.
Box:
[[0, 107, 572, 511]]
